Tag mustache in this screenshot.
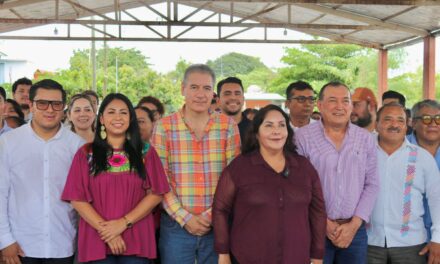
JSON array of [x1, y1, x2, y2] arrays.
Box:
[[387, 126, 401, 132]]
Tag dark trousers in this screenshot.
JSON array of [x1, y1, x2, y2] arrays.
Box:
[[367, 243, 427, 264], [324, 224, 368, 264], [20, 256, 74, 264]]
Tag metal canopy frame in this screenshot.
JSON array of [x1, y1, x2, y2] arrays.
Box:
[[0, 0, 438, 49]]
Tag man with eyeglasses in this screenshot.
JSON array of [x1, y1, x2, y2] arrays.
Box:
[[285, 81, 316, 131], [407, 99, 440, 244], [0, 79, 84, 264]]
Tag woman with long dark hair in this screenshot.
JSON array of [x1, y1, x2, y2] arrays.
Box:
[[62, 93, 169, 263], [213, 104, 327, 264]]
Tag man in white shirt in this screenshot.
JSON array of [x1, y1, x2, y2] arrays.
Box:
[[368, 102, 440, 264], [0, 79, 84, 264], [0, 86, 12, 136]]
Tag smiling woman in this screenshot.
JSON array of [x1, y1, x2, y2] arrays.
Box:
[[61, 93, 170, 263], [67, 94, 96, 143]]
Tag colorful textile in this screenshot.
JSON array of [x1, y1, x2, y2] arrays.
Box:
[[152, 109, 241, 226], [400, 147, 417, 236]]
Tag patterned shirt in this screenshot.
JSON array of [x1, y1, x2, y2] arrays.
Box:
[[368, 139, 440, 247], [295, 121, 379, 221], [152, 108, 241, 226]]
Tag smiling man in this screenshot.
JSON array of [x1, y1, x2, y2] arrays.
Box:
[[367, 102, 440, 264], [152, 64, 240, 264], [217, 77, 250, 142], [0, 79, 84, 264], [295, 81, 379, 264]]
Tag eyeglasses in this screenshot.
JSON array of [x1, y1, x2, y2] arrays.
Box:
[[288, 96, 316, 104], [414, 115, 440, 125], [33, 100, 65, 111]]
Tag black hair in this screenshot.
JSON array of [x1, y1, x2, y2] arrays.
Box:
[[0, 86, 6, 100], [12, 77, 32, 94], [5, 116, 26, 128], [5, 99, 25, 120], [376, 102, 406, 122], [91, 93, 146, 179], [134, 106, 155, 124], [137, 96, 165, 115], [285, 81, 314, 99], [242, 104, 297, 155], [382, 90, 406, 107], [29, 79, 67, 103], [217, 77, 244, 95], [318, 81, 349, 100], [243, 108, 258, 116]]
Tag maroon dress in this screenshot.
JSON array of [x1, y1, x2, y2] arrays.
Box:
[[62, 144, 169, 262], [213, 151, 327, 264]]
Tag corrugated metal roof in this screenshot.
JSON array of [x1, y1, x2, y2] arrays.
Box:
[[0, 1, 438, 49]]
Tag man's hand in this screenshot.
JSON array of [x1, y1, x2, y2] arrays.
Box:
[[419, 241, 440, 264], [326, 219, 340, 241], [99, 218, 127, 243], [2, 242, 25, 264], [332, 217, 362, 248], [218, 254, 231, 264], [107, 235, 126, 255], [311, 259, 323, 264], [184, 215, 211, 236]]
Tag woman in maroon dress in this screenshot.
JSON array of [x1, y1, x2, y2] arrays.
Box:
[[213, 104, 327, 264], [62, 93, 169, 263]]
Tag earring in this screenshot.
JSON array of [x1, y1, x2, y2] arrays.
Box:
[[100, 126, 107, 139], [126, 133, 131, 141]]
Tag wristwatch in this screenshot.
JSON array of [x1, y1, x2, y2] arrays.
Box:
[[123, 216, 133, 228]]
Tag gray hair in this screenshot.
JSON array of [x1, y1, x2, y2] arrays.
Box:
[[182, 64, 216, 86], [411, 99, 440, 119]]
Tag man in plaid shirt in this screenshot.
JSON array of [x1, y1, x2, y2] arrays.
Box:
[[152, 64, 241, 264]]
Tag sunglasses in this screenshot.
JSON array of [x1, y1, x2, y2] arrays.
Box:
[[33, 100, 65, 111], [414, 114, 440, 125]]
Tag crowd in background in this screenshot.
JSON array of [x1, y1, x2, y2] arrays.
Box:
[[0, 63, 439, 264]]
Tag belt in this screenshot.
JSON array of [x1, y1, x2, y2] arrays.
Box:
[[333, 218, 352, 225]]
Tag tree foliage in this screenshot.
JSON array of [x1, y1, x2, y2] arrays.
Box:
[[207, 52, 269, 79]]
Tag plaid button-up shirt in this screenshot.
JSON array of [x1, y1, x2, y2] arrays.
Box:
[[152, 108, 241, 226]]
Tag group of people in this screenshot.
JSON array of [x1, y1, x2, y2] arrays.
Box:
[[0, 63, 439, 264]]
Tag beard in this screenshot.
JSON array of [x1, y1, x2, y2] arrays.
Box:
[[20, 104, 30, 110], [223, 108, 241, 116], [353, 111, 372, 128]]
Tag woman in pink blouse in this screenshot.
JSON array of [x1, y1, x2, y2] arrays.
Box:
[[213, 104, 327, 264], [62, 93, 169, 264]]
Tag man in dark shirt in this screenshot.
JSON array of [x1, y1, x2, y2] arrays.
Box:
[[217, 77, 251, 142]]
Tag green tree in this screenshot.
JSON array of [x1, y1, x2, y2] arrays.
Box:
[[207, 52, 268, 79]]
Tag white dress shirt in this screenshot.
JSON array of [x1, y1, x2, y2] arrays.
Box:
[[0, 123, 84, 258], [368, 138, 440, 247]]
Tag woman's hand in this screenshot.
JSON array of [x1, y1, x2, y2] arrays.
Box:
[[99, 218, 127, 242], [107, 235, 126, 255], [311, 259, 323, 264], [218, 254, 231, 264]]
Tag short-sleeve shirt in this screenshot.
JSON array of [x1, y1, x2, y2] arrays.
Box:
[[61, 144, 169, 262]]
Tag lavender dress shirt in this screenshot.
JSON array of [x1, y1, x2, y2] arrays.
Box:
[[295, 121, 379, 221]]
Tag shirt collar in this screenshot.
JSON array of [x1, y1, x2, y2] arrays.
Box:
[[178, 105, 215, 134], [0, 119, 11, 134], [249, 150, 299, 169], [28, 121, 65, 141]]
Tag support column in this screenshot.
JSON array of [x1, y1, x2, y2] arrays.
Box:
[[378, 49, 388, 105], [423, 36, 436, 99]]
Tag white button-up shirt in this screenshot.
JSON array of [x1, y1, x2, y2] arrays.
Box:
[[0, 123, 84, 258], [368, 138, 440, 247]]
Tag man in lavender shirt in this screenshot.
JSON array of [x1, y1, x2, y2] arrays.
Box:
[[296, 81, 379, 264]]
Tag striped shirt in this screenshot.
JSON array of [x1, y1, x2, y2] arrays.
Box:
[[152, 108, 241, 226], [295, 121, 379, 221]]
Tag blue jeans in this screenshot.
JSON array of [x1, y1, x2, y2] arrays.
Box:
[[159, 213, 217, 264], [89, 256, 150, 264], [324, 224, 368, 264]]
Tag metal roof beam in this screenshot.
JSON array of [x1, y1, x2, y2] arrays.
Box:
[[173, 11, 217, 39], [294, 3, 428, 36], [179, 2, 211, 22], [234, 3, 285, 23], [0, 18, 379, 30], [122, 10, 166, 38], [183, 0, 440, 5], [138, 0, 170, 21], [62, 0, 114, 21], [81, 24, 116, 38]]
